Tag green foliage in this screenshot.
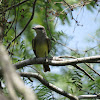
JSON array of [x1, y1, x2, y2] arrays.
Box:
[[0, 0, 100, 99], [35, 84, 55, 100]]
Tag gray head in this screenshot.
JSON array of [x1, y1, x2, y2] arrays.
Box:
[[32, 25, 46, 35]]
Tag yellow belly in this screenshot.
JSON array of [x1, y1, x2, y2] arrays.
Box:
[[36, 43, 48, 57]]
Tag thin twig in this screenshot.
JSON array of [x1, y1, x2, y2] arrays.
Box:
[[84, 44, 100, 53], [51, 38, 80, 55], [0, 0, 29, 14], [45, 0, 52, 39], [72, 64, 95, 81], [6, 0, 37, 49], [63, 0, 73, 11], [85, 63, 100, 76]]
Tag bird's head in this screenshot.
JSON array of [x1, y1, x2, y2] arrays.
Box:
[[32, 25, 45, 34]]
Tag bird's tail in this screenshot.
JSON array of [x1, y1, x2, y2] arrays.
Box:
[[43, 64, 50, 72]]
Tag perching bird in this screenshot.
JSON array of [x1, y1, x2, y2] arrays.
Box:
[[32, 25, 51, 72]]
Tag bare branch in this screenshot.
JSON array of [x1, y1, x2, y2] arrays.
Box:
[[72, 64, 95, 81], [84, 63, 100, 76], [63, 0, 73, 11], [0, 0, 29, 14], [19, 72, 78, 100], [20, 72, 100, 100], [51, 38, 80, 55], [14, 55, 100, 81], [59, 56, 100, 77], [14, 55, 100, 69], [6, 0, 37, 49], [78, 94, 100, 99]]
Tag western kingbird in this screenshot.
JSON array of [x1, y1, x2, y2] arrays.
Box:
[[32, 25, 51, 72]]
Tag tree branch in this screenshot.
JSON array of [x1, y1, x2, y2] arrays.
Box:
[[20, 72, 100, 100], [19, 72, 100, 100], [78, 94, 100, 99], [14, 55, 100, 69], [0, 0, 29, 14], [59, 56, 100, 77], [19, 72, 78, 100], [6, 0, 37, 49], [14, 55, 100, 81], [72, 64, 95, 81], [84, 63, 100, 76]]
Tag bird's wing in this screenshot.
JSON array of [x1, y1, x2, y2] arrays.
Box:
[[46, 37, 51, 53], [32, 38, 37, 56]]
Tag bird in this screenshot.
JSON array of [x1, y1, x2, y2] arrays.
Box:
[[32, 25, 51, 72]]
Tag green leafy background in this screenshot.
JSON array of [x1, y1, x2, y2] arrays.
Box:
[[1, 0, 100, 99]]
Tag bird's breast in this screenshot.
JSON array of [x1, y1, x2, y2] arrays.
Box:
[[36, 40, 48, 57]]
